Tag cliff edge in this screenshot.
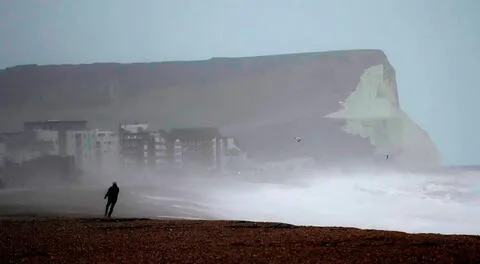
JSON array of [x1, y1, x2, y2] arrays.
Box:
[[0, 50, 440, 168]]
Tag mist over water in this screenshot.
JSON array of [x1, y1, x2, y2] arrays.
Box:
[[207, 168, 480, 235], [1, 159, 480, 235]]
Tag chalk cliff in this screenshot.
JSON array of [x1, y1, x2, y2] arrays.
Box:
[[325, 64, 440, 168], [0, 50, 441, 168]]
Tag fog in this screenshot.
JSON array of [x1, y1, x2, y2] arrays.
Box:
[[1, 158, 479, 236], [207, 168, 480, 235]]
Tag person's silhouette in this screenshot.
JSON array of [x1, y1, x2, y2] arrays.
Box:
[[104, 182, 120, 218]]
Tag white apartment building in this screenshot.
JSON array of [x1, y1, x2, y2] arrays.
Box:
[[66, 130, 119, 175], [95, 130, 120, 174], [34, 129, 60, 155], [120, 123, 149, 133], [66, 130, 97, 174], [171, 133, 246, 172]]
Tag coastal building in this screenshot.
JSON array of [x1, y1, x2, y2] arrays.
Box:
[[24, 120, 88, 157], [0, 128, 76, 183], [222, 137, 248, 170], [95, 130, 120, 173], [66, 129, 120, 175], [117, 123, 247, 172], [66, 130, 97, 174], [0, 128, 60, 163], [119, 123, 168, 168], [33, 129, 60, 155], [168, 127, 225, 171]]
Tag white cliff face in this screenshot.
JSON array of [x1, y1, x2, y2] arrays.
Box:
[[325, 64, 441, 168], [394, 110, 442, 168], [326, 65, 398, 120]]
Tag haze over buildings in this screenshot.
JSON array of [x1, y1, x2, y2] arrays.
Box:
[[0, 0, 479, 236], [0, 119, 247, 188], [0, 50, 441, 171], [0, 0, 479, 165]]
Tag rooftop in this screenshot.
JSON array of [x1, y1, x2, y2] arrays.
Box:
[[169, 127, 222, 141]]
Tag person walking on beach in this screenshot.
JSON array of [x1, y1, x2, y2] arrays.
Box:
[[104, 182, 120, 218]]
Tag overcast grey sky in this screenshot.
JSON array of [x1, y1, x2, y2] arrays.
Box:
[[0, 0, 479, 166]]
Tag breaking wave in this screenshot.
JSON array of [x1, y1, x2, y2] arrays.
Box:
[[1, 158, 480, 235]]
